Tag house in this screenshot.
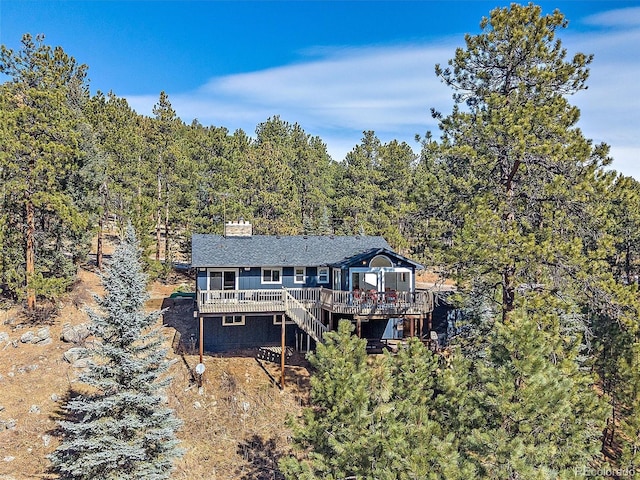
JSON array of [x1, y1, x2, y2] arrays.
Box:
[[192, 220, 434, 354]]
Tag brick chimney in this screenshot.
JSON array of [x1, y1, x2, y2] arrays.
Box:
[[224, 218, 252, 237]]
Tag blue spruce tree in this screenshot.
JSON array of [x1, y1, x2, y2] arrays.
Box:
[[50, 225, 182, 479]]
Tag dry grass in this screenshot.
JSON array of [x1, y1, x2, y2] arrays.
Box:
[[0, 259, 309, 479]]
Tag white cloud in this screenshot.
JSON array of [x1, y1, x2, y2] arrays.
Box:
[[126, 19, 640, 178], [126, 42, 456, 160], [582, 6, 640, 28]]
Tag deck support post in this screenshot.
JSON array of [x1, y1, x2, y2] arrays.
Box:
[[427, 312, 433, 334], [281, 315, 286, 389], [418, 316, 423, 339], [409, 316, 415, 338], [199, 315, 204, 364], [356, 317, 362, 338]]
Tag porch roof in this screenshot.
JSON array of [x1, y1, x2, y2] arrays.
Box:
[[191, 234, 395, 268], [330, 247, 423, 270]]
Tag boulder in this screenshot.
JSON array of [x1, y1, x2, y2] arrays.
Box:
[[20, 331, 34, 343], [72, 358, 91, 369], [60, 323, 91, 344], [63, 347, 85, 364], [34, 327, 51, 343]]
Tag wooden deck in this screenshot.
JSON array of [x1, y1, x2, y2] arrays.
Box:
[[197, 288, 433, 317]]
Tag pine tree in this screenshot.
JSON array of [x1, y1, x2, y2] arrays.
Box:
[[433, 3, 611, 324], [281, 322, 467, 480], [280, 320, 374, 479], [448, 303, 607, 478], [0, 33, 89, 308], [50, 225, 182, 479]]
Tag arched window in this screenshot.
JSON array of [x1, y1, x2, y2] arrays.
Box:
[[369, 255, 393, 268]]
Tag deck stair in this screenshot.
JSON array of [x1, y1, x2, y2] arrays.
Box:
[[283, 289, 328, 344]]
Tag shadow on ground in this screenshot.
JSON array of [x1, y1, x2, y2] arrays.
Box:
[[235, 434, 285, 480]]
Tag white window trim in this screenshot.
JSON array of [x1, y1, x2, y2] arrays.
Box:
[[261, 267, 282, 284], [294, 267, 306, 284], [273, 314, 295, 325], [206, 268, 239, 290], [318, 267, 329, 284], [222, 315, 245, 326]]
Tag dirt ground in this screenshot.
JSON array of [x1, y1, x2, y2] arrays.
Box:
[[0, 257, 309, 479]]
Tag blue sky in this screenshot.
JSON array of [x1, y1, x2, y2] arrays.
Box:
[[2, 1, 639, 178]]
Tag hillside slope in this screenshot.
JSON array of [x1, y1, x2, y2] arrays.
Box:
[[0, 266, 309, 480]]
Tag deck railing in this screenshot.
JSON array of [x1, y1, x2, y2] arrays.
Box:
[[198, 287, 433, 317], [320, 289, 433, 315], [197, 289, 286, 314], [283, 290, 327, 343], [197, 288, 327, 342]]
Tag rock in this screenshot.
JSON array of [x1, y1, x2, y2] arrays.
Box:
[[60, 323, 91, 344], [4, 419, 16, 429], [36, 337, 52, 346], [34, 326, 51, 342], [72, 358, 91, 369], [26, 364, 39, 372], [0, 404, 4, 411], [50, 393, 59, 402], [193, 401, 202, 409], [63, 347, 85, 363], [0, 332, 9, 343], [3, 456, 15, 462], [29, 405, 40, 414], [42, 434, 51, 447], [20, 331, 34, 343]]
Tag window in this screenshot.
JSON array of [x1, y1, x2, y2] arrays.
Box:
[[261, 267, 282, 284], [273, 314, 294, 325], [294, 267, 306, 284], [222, 315, 244, 326], [318, 267, 329, 284], [208, 269, 237, 290]]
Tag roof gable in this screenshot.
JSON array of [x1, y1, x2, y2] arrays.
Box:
[[330, 247, 423, 269]]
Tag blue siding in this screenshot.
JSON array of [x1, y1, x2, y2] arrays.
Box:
[[236, 266, 325, 289], [201, 314, 299, 353], [197, 270, 207, 290], [239, 268, 263, 290]]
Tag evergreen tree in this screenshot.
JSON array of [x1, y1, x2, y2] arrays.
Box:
[[453, 304, 607, 478], [281, 320, 373, 479], [50, 225, 182, 479], [281, 322, 465, 480], [618, 340, 640, 472], [433, 3, 611, 324], [0, 33, 89, 308]]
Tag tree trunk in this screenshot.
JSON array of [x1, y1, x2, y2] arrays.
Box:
[[501, 157, 520, 323], [156, 167, 162, 261], [502, 267, 515, 323], [97, 214, 104, 270], [164, 182, 170, 263], [25, 198, 36, 310]]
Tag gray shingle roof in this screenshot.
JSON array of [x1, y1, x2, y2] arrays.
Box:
[[191, 234, 392, 268]]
